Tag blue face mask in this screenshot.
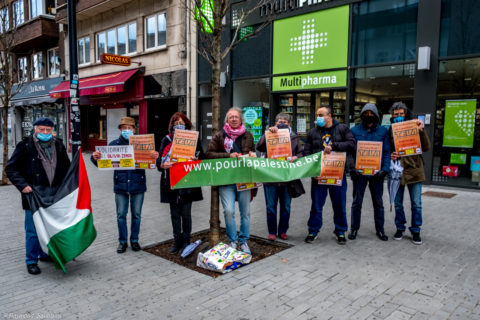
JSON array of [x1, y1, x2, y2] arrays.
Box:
[[37, 133, 52, 142], [316, 116, 326, 127], [121, 130, 134, 140], [393, 116, 404, 123], [173, 124, 186, 132]]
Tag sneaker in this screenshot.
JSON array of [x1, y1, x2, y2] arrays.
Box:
[[336, 233, 347, 245], [393, 230, 404, 241], [239, 242, 251, 254], [229, 241, 237, 249], [411, 232, 422, 245], [305, 233, 318, 243], [268, 234, 277, 241], [348, 229, 358, 240], [278, 233, 288, 240]]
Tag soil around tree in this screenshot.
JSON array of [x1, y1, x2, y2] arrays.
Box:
[[143, 228, 293, 278]]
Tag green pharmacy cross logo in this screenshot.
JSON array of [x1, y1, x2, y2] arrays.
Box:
[[289, 19, 327, 66], [454, 110, 475, 136]]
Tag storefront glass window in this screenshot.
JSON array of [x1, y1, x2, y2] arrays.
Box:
[[352, 0, 418, 66], [352, 63, 415, 127], [439, 0, 480, 57], [433, 58, 480, 188]]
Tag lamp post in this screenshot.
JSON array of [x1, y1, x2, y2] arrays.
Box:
[[67, 0, 80, 156]]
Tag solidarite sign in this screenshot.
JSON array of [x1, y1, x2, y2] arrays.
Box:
[[100, 53, 131, 66]]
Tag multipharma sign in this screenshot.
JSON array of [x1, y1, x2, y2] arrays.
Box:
[[443, 99, 477, 148], [272, 70, 346, 91], [273, 5, 349, 75]]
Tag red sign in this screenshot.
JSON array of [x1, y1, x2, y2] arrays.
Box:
[[100, 53, 131, 66], [442, 166, 458, 177]]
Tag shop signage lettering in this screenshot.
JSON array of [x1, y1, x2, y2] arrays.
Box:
[[100, 53, 131, 66], [28, 85, 46, 93], [260, 0, 340, 17], [272, 70, 346, 91]]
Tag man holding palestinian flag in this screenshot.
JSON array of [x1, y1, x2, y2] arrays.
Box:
[[6, 117, 96, 274]]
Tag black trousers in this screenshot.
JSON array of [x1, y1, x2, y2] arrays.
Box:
[[169, 202, 192, 238]]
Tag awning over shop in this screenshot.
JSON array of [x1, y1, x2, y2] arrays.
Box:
[[49, 69, 140, 99], [10, 77, 63, 107]]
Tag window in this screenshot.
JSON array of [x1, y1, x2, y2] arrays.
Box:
[[0, 7, 9, 33], [96, 22, 136, 61], [32, 52, 43, 79], [30, 0, 43, 18], [13, 0, 24, 27], [145, 13, 166, 50], [18, 57, 28, 82], [47, 48, 60, 76], [78, 36, 90, 65]]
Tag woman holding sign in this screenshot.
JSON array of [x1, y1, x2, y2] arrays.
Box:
[[256, 113, 304, 241], [206, 107, 256, 254], [157, 112, 203, 253]]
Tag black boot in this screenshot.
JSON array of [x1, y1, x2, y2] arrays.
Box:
[[180, 234, 190, 253], [169, 235, 184, 253]]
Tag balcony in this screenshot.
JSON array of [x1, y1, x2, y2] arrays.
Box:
[[56, 0, 134, 23], [13, 16, 59, 52]]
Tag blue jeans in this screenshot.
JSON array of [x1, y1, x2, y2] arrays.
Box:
[[25, 210, 49, 265], [115, 193, 144, 244], [264, 184, 291, 235], [307, 176, 348, 235], [219, 184, 250, 243], [394, 182, 422, 233], [350, 176, 385, 232]]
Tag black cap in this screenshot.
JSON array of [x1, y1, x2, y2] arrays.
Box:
[[33, 117, 54, 127]]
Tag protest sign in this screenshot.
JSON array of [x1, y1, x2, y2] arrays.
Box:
[[170, 129, 199, 162], [355, 141, 382, 175], [236, 182, 262, 192], [266, 129, 292, 160], [318, 152, 346, 186], [95, 145, 135, 170], [392, 120, 422, 156], [129, 134, 156, 169]]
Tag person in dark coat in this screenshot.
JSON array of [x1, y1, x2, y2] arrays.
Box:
[[348, 103, 391, 241], [92, 117, 159, 253], [157, 112, 203, 253], [304, 106, 356, 245], [256, 113, 304, 241], [6, 117, 71, 275]]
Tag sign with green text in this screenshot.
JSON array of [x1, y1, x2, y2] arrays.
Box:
[[443, 99, 477, 148], [272, 70, 347, 92], [272, 5, 349, 75]]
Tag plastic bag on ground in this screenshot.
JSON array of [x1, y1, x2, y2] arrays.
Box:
[[196, 242, 252, 273]]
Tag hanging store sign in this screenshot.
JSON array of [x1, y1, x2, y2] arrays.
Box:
[[443, 99, 477, 148], [272, 70, 346, 91], [100, 53, 131, 66]]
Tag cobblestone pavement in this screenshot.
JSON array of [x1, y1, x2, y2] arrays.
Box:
[[1, 153, 479, 320]]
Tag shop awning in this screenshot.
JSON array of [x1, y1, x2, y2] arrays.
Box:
[[11, 77, 63, 107], [49, 69, 140, 98]]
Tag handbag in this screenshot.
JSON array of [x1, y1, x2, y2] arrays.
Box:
[[287, 179, 305, 198]]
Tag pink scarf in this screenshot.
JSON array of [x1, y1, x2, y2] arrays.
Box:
[[223, 123, 246, 153]]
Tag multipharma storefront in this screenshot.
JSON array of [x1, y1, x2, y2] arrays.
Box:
[[212, 0, 480, 189]]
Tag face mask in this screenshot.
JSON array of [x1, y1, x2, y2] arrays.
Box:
[[37, 133, 52, 142], [316, 116, 325, 127], [361, 115, 376, 125], [277, 123, 289, 129], [173, 124, 186, 132], [121, 130, 134, 140], [392, 116, 404, 123]]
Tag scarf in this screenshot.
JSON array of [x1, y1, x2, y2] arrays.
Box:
[[223, 123, 245, 153], [33, 135, 57, 186], [161, 134, 173, 163]]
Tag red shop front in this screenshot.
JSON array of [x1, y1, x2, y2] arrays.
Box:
[[49, 68, 147, 151]]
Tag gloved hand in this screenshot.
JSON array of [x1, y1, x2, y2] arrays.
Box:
[[350, 170, 361, 180], [374, 170, 387, 180]]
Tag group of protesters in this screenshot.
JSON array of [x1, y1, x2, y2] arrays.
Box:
[[6, 100, 429, 275]]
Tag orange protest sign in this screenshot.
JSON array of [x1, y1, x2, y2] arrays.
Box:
[[265, 129, 292, 160], [170, 129, 199, 162], [355, 141, 382, 175], [129, 134, 156, 169], [392, 120, 422, 157], [318, 152, 346, 186]]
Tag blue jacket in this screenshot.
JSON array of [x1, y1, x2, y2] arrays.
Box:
[[350, 123, 391, 173], [91, 135, 147, 194]]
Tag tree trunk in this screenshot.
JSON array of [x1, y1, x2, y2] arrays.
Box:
[[1, 106, 9, 185]]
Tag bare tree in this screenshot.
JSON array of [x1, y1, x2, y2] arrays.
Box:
[[189, 0, 269, 245], [0, 0, 25, 184]]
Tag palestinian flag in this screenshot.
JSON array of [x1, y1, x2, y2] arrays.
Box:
[[27, 149, 96, 273]]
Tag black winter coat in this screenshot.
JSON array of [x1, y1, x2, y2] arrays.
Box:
[[304, 120, 356, 174], [157, 135, 203, 204], [6, 136, 71, 210]]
